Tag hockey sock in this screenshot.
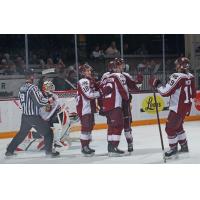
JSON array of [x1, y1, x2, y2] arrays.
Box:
[[112, 141, 120, 148], [124, 131, 133, 144]]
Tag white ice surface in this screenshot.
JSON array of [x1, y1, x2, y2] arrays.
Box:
[[0, 121, 199, 164]]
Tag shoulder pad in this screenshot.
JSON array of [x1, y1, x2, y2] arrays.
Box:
[[188, 73, 194, 78], [122, 72, 132, 79], [79, 78, 89, 85]]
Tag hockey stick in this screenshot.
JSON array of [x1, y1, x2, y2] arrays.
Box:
[[64, 78, 76, 89], [153, 90, 166, 163], [42, 68, 76, 89]]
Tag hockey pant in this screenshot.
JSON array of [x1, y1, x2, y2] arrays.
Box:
[[80, 114, 94, 148], [165, 110, 187, 149], [106, 107, 124, 148]]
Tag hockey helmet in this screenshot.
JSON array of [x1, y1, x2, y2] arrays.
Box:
[[175, 57, 190, 72], [114, 57, 125, 66], [107, 60, 117, 72], [114, 57, 125, 72], [42, 81, 55, 93]]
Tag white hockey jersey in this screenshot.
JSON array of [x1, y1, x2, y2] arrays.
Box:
[[76, 77, 100, 117], [39, 93, 60, 121], [157, 72, 196, 116]]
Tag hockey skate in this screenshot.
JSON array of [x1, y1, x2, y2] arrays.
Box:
[[46, 149, 60, 158], [179, 143, 189, 153], [165, 147, 178, 159], [128, 143, 133, 153], [108, 143, 125, 157], [81, 146, 95, 157], [5, 151, 17, 158], [88, 146, 95, 153]]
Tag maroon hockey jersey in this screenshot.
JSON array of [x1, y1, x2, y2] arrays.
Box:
[[100, 73, 129, 112], [122, 72, 140, 93]]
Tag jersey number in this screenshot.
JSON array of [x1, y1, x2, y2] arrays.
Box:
[[184, 86, 192, 103], [82, 86, 89, 93]]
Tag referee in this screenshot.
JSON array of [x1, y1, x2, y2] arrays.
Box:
[[5, 69, 59, 157]]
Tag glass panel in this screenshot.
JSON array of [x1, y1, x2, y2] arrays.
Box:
[[28, 34, 76, 91], [0, 34, 26, 97], [77, 34, 121, 79]]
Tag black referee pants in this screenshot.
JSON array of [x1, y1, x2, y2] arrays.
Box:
[[7, 114, 53, 154]]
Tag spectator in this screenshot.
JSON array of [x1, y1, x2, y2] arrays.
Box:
[[3, 53, 12, 64], [0, 58, 6, 70], [57, 58, 66, 69], [46, 58, 54, 69], [1, 59, 10, 74], [135, 44, 148, 55], [9, 62, 18, 75], [144, 60, 154, 74], [105, 41, 120, 57], [67, 65, 77, 84], [38, 59, 46, 69], [123, 43, 130, 54], [91, 45, 104, 59], [137, 59, 146, 73], [129, 63, 138, 75], [30, 54, 38, 65], [15, 57, 26, 74]]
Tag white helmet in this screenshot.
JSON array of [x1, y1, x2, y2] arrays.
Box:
[[42, 81, 55, 93]]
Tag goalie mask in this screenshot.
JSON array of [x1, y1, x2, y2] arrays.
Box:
[[42, 81, 55, 93], [175, 57, 190, 72]]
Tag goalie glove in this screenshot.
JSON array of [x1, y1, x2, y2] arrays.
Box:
[[45, 103, 52, 112], [48, 97, 54, 104]]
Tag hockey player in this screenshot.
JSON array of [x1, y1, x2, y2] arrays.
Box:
[[99, 61, 129, 156], [114, 58, 143, 153], [149, 57, 196, 158], [76, 64, 100, 156]]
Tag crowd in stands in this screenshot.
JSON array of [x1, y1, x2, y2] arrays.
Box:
[[0, 39, 177, 81], [0, 53, 26, 75], [91, 41, 120, 59]]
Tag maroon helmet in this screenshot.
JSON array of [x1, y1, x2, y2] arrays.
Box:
[[114, 57, 125, 66], [174, 57, 190, 72], [107, 61, 117, 72]]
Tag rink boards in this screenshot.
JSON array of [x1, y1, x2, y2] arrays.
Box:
[[0, 91, 200, 138]]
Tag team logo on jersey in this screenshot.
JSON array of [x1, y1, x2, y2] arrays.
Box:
[[141, 95, 165, 114], [194, 92, 200, 111]]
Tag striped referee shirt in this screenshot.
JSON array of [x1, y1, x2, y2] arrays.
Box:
[[19, 82, 49, 115]]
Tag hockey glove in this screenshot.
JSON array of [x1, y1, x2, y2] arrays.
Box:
[[135, 73, 143, 84], [149, 76, 162, 89]]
